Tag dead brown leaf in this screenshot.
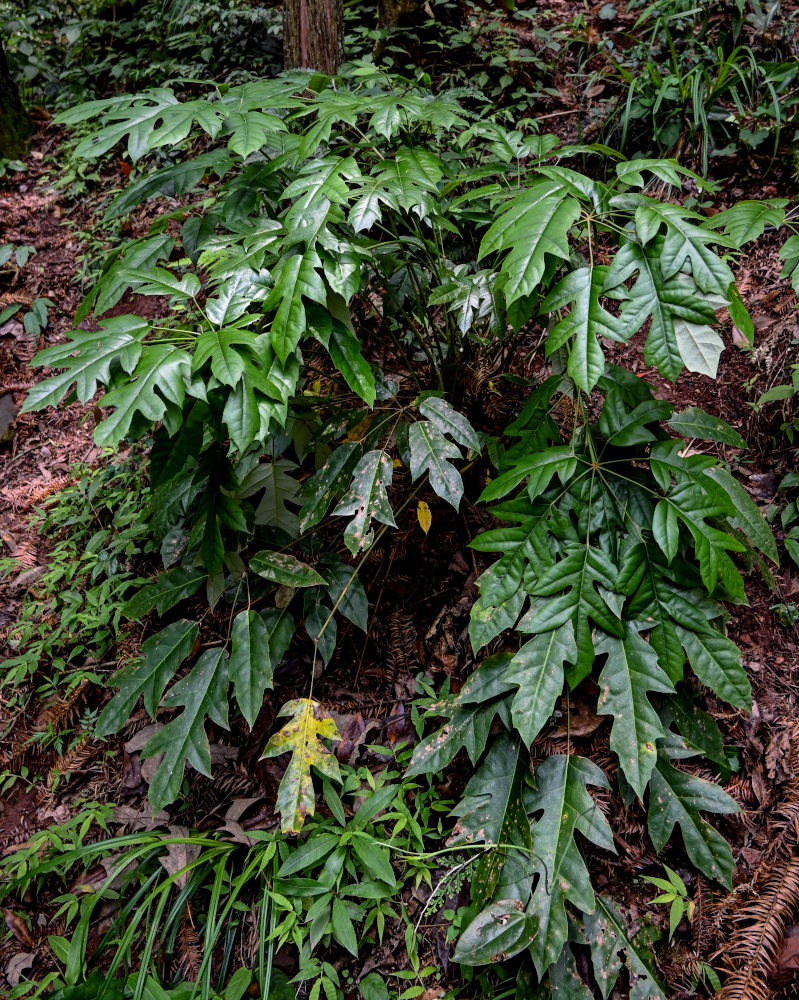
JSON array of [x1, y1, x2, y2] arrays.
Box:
[[781, 927, 799, 969], [111, 803, 170, 830], [218, 797, 265, 845], [5, 950, 35, 987], [160, 826, 201, 888], [4, 909, 34, 948]]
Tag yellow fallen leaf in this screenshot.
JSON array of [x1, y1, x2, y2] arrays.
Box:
[[417, 500, 432, 535]]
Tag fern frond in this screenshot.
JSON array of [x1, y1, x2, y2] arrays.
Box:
[[0, 474, 76, 510], [716, 825, 799, 998]]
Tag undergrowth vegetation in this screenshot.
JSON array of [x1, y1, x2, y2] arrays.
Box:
[[2, 2, 799, 999], [0, 0, 282, 109], [598, 0, 799, 171]]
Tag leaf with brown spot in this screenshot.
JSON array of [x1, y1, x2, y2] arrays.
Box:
[[581, 895, 666, 1000], [647, 745, 738, 887], [450, 734, 532, 907], [260, 698, 341, 833], [524, 755, 615, 977], [453, 899, 538, 966], [333, 450, 396, 555]]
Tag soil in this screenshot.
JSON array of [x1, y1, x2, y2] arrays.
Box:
[[2, 4, 799, 997]]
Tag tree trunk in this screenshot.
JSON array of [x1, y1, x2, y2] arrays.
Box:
[[0, 39, 32, 160], [373, 1, 467, 62], [283, 0, 343, 74], [377, 0, 426, 31]]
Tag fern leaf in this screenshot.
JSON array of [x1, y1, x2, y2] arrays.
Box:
[[349, 173, 399, 233], [73, 89, 182, 161], [226, 109, 286, 157], [453, 900, 538, 966], [702, 198, 786, 245], [469, 501, 554, 606], [191, 327, 255, 387], [249, 551, 326, 588], [675, 625, 751, 710], [281, 155, 361, 243], [374, 146, 443, 218]]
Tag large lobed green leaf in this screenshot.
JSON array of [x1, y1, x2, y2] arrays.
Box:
[[523, 755, 615, 977], [333, 450, 397, 555], [261, 698, 342, 833]]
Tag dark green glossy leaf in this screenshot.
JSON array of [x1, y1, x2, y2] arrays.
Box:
[[95, 620, 199, 737], [504, 623, 575, 747], [676, 625, 751, 710], [250, 551, 326, 588], [647, 751, 738, 886], [667, 407, 747, 448], [454, 900, 538, 966], [524, 755, 614, 976], [230, 608, 294, 727], [142, 647, 230, 811], [595, 623, 674, 799]]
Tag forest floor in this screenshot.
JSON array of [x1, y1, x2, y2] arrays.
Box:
[[2, 4, 799, 998]]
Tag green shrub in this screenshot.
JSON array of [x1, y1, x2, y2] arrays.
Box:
[[18, 64, 789, 992]]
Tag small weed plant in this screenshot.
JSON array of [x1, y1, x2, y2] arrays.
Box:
[[0, 243, 54, 335], [0, 760, 449, 1000], [2, 456, 153, 710]]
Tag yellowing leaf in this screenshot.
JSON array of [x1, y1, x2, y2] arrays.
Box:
[[260, 698, 341, 833], [345, 413, 376, 442], [417, 500, 432, 535]]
